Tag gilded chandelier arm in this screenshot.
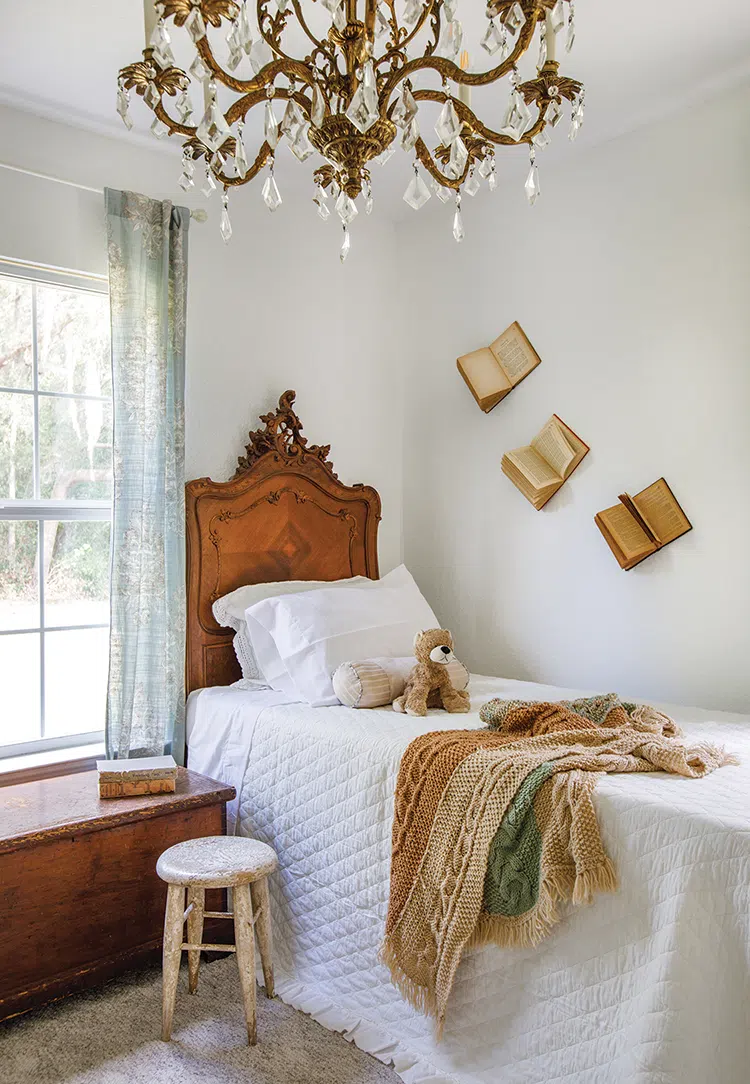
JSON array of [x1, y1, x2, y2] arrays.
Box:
[[380, 3, 539, 105], [410, 88, 546, 148], [414, 137, 471, 191]]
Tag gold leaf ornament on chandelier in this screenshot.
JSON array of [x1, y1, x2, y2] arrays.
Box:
[[117, 0, 583, 259]]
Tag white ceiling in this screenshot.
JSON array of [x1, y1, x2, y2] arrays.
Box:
[[1, 0, 749, 207]]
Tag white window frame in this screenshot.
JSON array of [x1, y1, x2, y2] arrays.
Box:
[[0, 257, 111, 761]]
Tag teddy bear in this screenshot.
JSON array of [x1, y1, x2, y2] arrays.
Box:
[[392, 628, 471, 717]]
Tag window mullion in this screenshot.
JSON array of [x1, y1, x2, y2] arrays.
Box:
[[31, 281, 45, 742]]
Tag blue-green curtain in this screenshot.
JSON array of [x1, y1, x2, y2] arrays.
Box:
[[105, 189, 189, 763]]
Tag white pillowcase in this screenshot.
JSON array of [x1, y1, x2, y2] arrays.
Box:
[[212, 575, 369, 681], [245, 565, 439, 706]]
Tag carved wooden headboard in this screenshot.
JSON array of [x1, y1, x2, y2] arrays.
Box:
[[185, 391, 381, 694]]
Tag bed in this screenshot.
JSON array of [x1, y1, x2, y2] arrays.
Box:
[[186, 393, 750, 1084]]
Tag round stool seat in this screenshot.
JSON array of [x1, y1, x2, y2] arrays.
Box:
[[156, 835, 278, 888]]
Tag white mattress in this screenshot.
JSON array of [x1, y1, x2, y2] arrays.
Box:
[[187, 675, 750, 1084]]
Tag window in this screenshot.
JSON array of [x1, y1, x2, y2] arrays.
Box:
[[0, 261, 112, 759]]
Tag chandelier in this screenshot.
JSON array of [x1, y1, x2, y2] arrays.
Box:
[[117, 1, 583, 259]]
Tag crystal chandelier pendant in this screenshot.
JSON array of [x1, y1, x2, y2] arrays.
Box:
[[335, 190, 358, 225], [500, 88, 532, 141], [363, 177, 374, 214], [150, 19, 175, 68], [201, 162, 217, 198], [311, 84, 326, 128], [226, 25, 244, 72], [504, 2, 526, 34], [447, 136, 468, 179], [290, 125, 314, 162], [480, 18, 503, 56], [537, 31, 547, 70], [185, 4, 207, 44], [374, 3, 389, 37], [453, 193, 465, 243], [262, 167, 282, 211], [329, 177, 341, 199], [550, 0, 566, 34], [444, 0, 458, 17], [220, 190, 233, 243], [403, 165, 431, 211], [569, 91, 585, 140], [374, 144, 395, 166], [313, 183, 330, 221], [464, 168, 481, 197], [567, 1, 576, 51], [435, 99, 461, 146], [237, 2, 253, 53], [401, 117, 420, 152], [143, 80, 160, 109], [176, 90, 194, 123], [478, 153, 493, 179], [116, 86, 133, 130], [403, 0, 423, 26], [346, 62, 380, 134], [439, 19, 463, 60], [234, 122, 249, 178], [545, 97, 563, 127], [250, 39, 273, 75], [392, 82, 418, 129], [264, 101, 279, 149], [151, 116, 169, 139], [189, 54, 210, 82], [281, 99, 305, 144], [197, 90, 232, 153], [488, 165, 497, 191], [531, 126, 551, 150], [178, 151, 195, 191], [525, 150, 540, 204], [340, 224, 351, 263], [433, 181, 451, 204]]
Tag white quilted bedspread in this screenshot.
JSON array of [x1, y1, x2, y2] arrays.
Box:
[[187, 675, 750, 1084]]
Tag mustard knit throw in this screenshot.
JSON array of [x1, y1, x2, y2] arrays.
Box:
[[381, 695, 737, 1035]]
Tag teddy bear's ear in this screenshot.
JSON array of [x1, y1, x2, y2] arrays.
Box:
[[413, 630, 426, 648]]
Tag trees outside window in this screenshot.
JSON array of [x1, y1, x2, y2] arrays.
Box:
[[0, 263, 112, 759]]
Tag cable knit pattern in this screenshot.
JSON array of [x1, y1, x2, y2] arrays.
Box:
[[381, 696, 738, 1034]]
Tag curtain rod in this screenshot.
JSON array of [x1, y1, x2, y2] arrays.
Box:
[[0, 161, 207, 222]]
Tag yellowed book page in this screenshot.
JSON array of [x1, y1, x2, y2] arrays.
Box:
[[530, 417, 575, 479], [489, 323, 540, 386], [502, 457, 557, 507], [598, 504, 655, 563], [633, 479, 691, 545], [506, 445, 562, 490], [457, 347, 511, 403]]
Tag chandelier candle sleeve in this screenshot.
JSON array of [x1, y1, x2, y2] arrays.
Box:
[[119, 1, 583, 253]]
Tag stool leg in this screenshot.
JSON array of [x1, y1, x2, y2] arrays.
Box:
[[187, 885, 205, 994], [250, 877, 275, 998], [233, 883, 257, 1045], [162, 883, 185, 1042]]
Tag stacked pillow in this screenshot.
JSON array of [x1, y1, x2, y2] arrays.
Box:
[[212, 565, 441, 706]]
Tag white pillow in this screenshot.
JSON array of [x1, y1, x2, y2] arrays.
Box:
[[212, 575, 369, 681], [245, 565, 439, 706]]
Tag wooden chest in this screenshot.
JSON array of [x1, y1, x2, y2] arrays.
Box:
[[0, 767, 235, 1022]]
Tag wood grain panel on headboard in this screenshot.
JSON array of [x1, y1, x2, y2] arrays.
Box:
[[185, 391, 381, 694]]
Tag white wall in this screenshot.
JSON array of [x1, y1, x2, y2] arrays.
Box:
[[0, 104, 404, 573], [396, 85, 750, 713]]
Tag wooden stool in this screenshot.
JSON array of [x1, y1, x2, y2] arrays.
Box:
[[156, 835, 278, 1044]]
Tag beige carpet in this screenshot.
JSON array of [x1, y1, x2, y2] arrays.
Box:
[[1, 958, 400, 1084]]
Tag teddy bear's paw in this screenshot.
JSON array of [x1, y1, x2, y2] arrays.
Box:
[[406, 705, 427, 717], [392, 697, 405, 713]]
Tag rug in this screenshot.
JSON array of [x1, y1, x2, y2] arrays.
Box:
[[0, 958, 399, 1084]]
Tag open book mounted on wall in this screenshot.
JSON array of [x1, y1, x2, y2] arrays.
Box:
[[457, 321, 541, 413], [595, 478, 692, 570], [501, 415, 590, 510]]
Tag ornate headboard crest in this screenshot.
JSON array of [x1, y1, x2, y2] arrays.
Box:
[[233, 390, 339, 480]]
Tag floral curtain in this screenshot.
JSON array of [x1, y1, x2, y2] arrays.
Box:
[[105, 189, 189, 763]]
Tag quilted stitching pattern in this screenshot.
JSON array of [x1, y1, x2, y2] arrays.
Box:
[[195, 677, 750, 1084]]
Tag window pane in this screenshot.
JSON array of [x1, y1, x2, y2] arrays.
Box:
[[0, 632, 41, 747], [0, 391, 34, 499], [44, 520, 111, 627], [44, 627, 108, 738], [39, 396, 112, 500], [0, 275, 33, 390], [37, 284, 111, 397], [0, 520, 39, 630]]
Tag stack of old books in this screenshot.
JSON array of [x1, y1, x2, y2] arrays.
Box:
[[96, 755, 178, 799]]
